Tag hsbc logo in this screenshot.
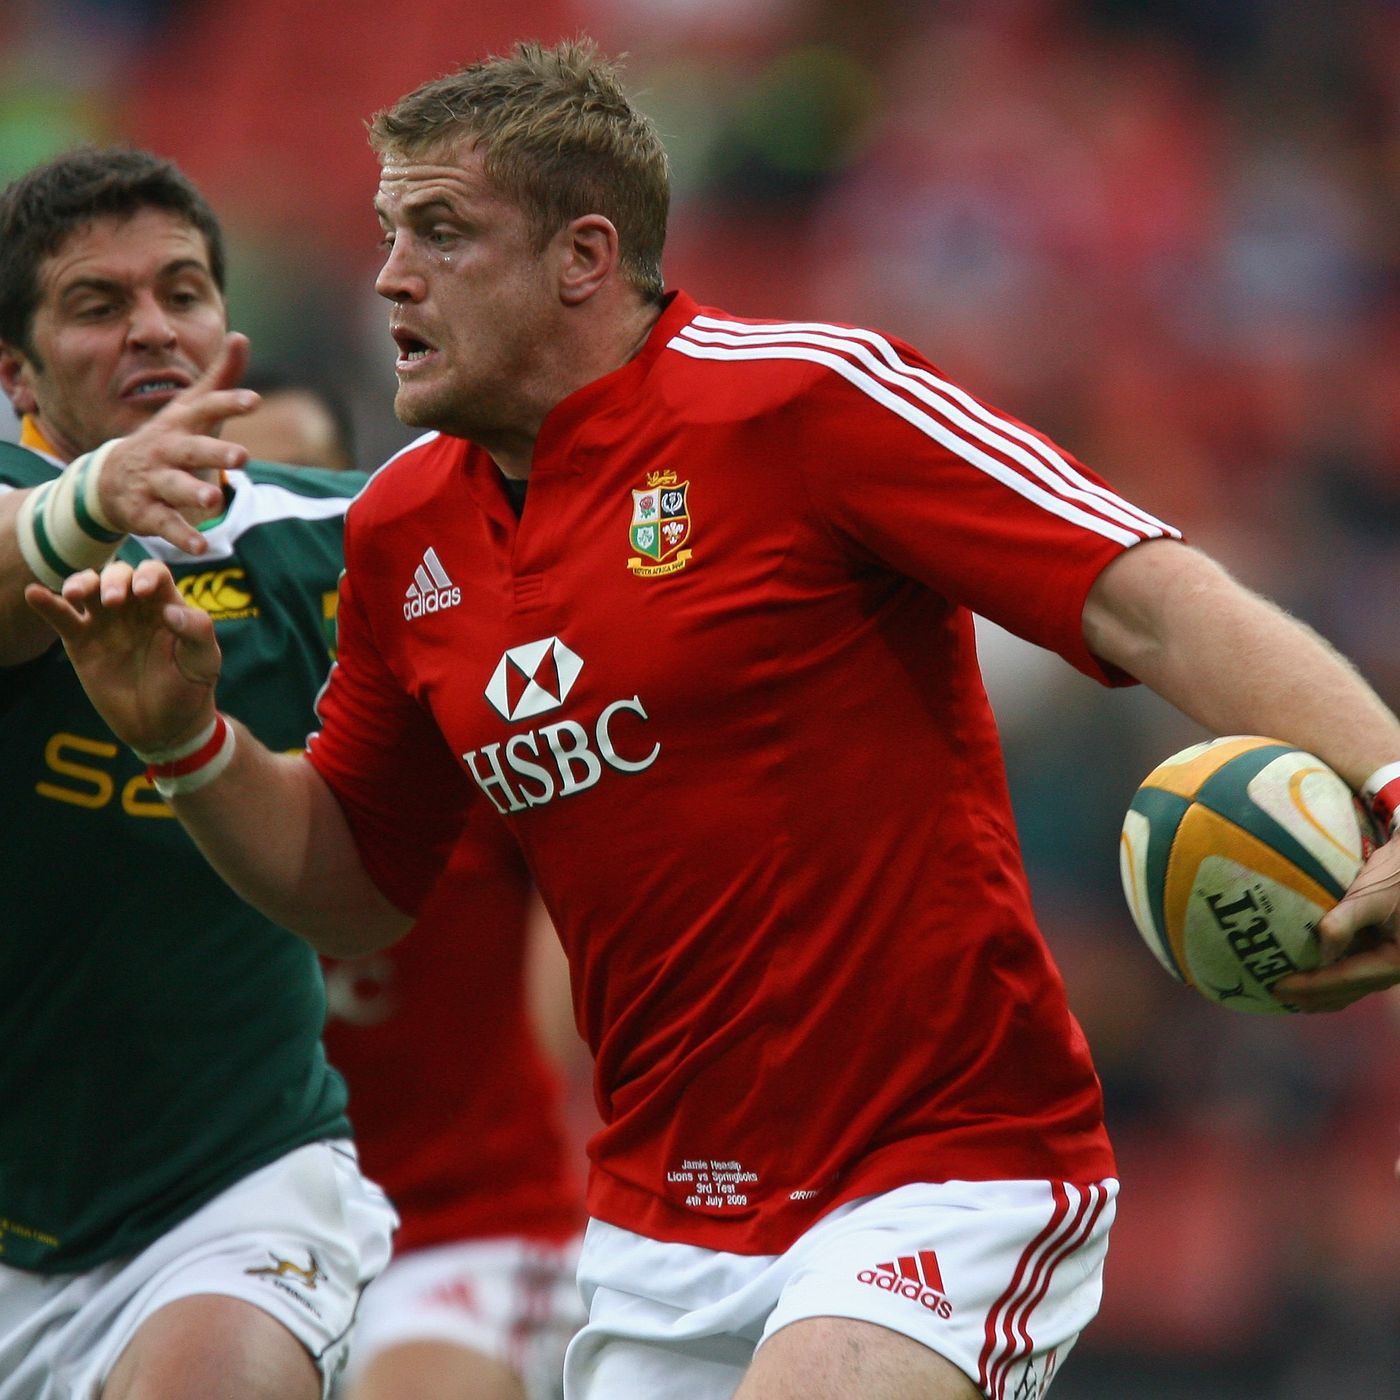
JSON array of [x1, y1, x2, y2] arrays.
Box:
[[467, 636, 659, 813], [485, 637, 583, 721]]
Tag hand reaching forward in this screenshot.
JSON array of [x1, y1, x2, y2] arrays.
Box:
[[92, 331, 260, 554], [26, 559, 222, 754]]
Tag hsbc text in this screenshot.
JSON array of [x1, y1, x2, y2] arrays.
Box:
[[463, 696, 660, 813]]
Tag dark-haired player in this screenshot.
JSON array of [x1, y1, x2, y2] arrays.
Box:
[[0, 147, 394, 1399]]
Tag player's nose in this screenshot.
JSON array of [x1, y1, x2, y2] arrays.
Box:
[[126, 292, 178, 350]]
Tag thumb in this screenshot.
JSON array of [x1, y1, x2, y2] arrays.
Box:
[[1318, 856, 1400, 960], [163, 600, 222, 688]]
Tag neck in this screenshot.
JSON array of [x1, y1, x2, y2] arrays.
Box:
[[487, 296, 664, 482]]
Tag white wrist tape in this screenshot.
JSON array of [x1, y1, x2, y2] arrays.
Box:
[[15, 439, 125, 589], [135, 712, 237, 797], [1361, 760, 1400, 838]]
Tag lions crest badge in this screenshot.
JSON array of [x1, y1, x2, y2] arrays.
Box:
[[627, 472, 693, 577]]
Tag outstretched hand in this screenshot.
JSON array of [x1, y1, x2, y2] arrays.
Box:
[[26, 559, 222, 754], [91, 332, 260, 554], [1272, 839, 1400, 1012]]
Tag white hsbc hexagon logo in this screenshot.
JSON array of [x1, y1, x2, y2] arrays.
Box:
[[485, 637, 584, 721]]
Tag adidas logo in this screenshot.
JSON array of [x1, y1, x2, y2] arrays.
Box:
[[427, 1278, 482, 1316], [404, 546, 461, 620], [856, 1251, 952, 1319]]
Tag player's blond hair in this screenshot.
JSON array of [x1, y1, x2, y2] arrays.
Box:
[[368, 38, 669, 303]]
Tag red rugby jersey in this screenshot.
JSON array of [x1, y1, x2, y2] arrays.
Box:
[[309, 290, 1181, 1254], [320, 805, 582, 1253]]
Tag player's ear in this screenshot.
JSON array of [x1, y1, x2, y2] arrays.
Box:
[[557, 215, 619, 306], [0, 341, 38, 417]]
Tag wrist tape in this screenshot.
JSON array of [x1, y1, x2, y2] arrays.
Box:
[[1360, 760, 1400, 838], [136, 713, 237, 797], [15, 439, 125, 589]]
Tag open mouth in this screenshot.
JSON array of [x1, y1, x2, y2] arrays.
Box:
[[392, 329, 435, 368], [122, 373, 191, 402]]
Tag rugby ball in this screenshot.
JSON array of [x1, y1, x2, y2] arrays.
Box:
[[1119, 736, 1376, 1014]]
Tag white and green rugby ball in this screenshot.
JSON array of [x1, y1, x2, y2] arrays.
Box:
[[1119, 736, 1376, 1014]]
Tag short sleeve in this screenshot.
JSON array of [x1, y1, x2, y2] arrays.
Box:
[[787, 328, 1181, 681]]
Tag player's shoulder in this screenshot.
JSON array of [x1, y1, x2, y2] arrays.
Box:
[[240, 460, 369, 500], [350, 430, 462, 524], [211, 464, 364, 551], [660, 297, 936, 409], [0, 439, 58, 488]]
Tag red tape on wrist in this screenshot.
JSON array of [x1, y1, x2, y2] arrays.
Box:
[[1369, 777, 1400, 837], [145, 714, 227, 781], [1361, 761, 1400, 838], [142, 713, 236, 796]]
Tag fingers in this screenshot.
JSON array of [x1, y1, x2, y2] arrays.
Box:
[[1273, 939, 1400, 1012], [24, 577, 89, 638], [1317, 844, 1400, 960], [92, 437, 234, 552], [24, 561, 171, 635], [203, 332, 251, 393], [168, 333, 259, 438], [98, 558, 138, 607]]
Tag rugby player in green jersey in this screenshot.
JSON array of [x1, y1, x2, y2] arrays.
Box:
[[0, 149, 395, 1400]]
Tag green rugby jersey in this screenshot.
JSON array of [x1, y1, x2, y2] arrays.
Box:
[[0, 441, 363, 1272]]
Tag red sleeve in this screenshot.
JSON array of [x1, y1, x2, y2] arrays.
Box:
[[306, 564, 470, 915], [788, 329, 1181, 683]]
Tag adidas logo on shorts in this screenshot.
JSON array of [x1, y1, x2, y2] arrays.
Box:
[[404, 546, 461, 620], [856, 1250, 953, 1318]]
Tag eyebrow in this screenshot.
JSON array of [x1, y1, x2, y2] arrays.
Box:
[[58, 259, 213, 299], [377, 195, 459, 222]]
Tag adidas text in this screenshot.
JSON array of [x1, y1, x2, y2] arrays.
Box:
[[404, 585, 461, 620], [856, 1269, 953, 1319]]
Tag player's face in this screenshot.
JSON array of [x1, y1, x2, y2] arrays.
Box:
[[0, 209, 226, 461], [374, 143, 561, 443]]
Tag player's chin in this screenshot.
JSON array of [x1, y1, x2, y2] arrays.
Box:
[[392, 385, 439, 429], [110, 399, 168, 435]]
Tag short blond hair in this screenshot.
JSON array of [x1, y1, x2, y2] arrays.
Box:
[[369, 38, 669, 303]]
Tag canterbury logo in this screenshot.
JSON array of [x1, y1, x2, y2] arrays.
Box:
[[177, 568, 257, 619], [403, 546, 461, 620], [856, 1251, 952, 1318], [245, 1251, 325, 1289], [485, 636, 584, 722]]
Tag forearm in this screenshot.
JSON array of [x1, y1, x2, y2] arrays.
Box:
[[168, 716, 412, 956], [0, 490, 63, 666], [1083, 540, 1400, 792]]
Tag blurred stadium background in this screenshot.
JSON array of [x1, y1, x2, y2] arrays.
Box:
[[4, 1, 1396, 1394]]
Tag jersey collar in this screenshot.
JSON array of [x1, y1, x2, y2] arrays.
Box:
[[19, 415, 65, 468]]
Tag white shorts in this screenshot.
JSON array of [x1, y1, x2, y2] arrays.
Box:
[[0, 1140, 397, 1400], [339, 1234, 585, 1400], [565, 1178, 1117, 1400]]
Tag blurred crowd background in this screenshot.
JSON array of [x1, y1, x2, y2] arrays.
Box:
[[3, 0, 1397, 1394]]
